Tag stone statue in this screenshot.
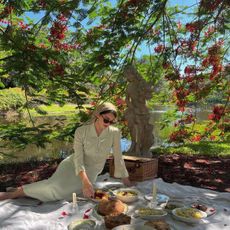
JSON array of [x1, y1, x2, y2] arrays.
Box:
[[124, 65, 154, 157]]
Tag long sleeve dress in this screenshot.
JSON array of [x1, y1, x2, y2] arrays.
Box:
[[22, 123, 129, 202]]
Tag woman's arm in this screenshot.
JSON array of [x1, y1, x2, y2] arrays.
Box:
[[112, 128, 133, 186], [73, 127, 94, 197]]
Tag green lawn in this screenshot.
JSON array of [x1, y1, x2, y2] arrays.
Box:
[[151, 141, 230, 157]]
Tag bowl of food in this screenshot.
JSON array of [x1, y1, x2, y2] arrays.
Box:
[[163, 201, 185, 213], [172, 207, 207, 224], [68, 219, 96, 230], [135, 207, 167, 220], [92, 189, 109, 202], [113, 188, 139, 203], [112, 224, 153, 230]]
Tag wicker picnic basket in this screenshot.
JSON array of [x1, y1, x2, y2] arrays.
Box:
[[108, 155, 158, 181]]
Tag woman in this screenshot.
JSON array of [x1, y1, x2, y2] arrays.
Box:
[[0, 102, 132, 202]]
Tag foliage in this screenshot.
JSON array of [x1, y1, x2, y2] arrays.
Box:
[[151, 141, 230, 157], [0, 87, 25, 111], [0, 0, 229, 151]]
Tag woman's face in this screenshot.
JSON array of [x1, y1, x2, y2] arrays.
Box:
[[97, 112, 116, 128]]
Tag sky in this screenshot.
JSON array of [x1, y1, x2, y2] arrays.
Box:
[[25, 0, 199, 58]]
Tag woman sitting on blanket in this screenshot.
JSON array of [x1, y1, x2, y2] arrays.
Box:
[[0, 102, 132, 202]]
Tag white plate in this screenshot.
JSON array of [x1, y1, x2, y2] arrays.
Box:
[[68, 219, 96, 230], [135, 208, 167, 220], [113, 188, 140, 203], [112, 224, 154, 230], [144, 194, 170, 203], [172, 207, 207, 224]]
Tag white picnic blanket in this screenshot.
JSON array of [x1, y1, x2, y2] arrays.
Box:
[[0, 173, 230, 230]]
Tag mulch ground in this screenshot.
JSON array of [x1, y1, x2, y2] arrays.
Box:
[[0, 154, 230, 192]]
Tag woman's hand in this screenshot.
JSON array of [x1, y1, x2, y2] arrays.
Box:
[[82, 180, 95, 198], [79, 171, 95, 198], [122, 177, 136, 187]]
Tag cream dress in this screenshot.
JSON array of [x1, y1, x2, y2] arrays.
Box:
[[23, 123, 129, 202]]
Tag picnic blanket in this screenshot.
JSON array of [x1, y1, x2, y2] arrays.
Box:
[[0, 173, 229, 230]]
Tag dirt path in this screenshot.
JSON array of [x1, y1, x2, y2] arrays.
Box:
[[0, 155, 229, 192]]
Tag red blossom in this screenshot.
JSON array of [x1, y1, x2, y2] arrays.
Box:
[[154, 44, 165, 53], [191, 135, 201, 142], [169, 129, 189, 143], [210, 135, 216, 141]]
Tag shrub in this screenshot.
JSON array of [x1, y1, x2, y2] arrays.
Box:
[[0, 88, 26, 112]]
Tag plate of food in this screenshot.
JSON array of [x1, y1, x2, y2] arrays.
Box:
[[172, 207, 207, 224], [68, 219, 96, 230], [191, 203, 216, 217], [105, 213, 131, 229], [144, 219, 173, 230], [112, 224, 153, 230], [113, 188, 140, 203], [134, 207, 167, 220], [163, 201, 185, 213], [92, 189, 110, 202], [144, 194, 170, 203], [94, 198, 128, 218]]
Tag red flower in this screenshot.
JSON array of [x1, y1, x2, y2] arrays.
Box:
[[192, 135, 201, 142], [154, 44, 165, 53]]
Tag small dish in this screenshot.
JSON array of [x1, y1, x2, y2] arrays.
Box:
[[163, 201, 185, 213], [113, 188, 140, 203], [68, 219, 96, 230], [191, 203, 216, 217], [134, 207, 167, 220], [172, 207, 207, 224], [144, 194, 170, 203]]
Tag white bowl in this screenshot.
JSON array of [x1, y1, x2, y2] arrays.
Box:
[[112, 224, 153, 230], [172, 207, 207, 224], [163, 201, 185, 213], [135, 208, 167, 220], [68, 219, 96, 230], [113, 188, 140, 203]]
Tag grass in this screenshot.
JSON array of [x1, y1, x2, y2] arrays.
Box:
[[151, 141, 230, 157], [29, 104, 77, 116]]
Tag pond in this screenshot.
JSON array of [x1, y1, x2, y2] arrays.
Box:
[[0, 106, 211, 163]]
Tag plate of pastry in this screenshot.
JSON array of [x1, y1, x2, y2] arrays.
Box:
[[105, 213, 132, 229], [94, 198, 128, 218], [144, 220, 173, 230]]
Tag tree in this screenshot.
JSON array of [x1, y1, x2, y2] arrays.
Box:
[[0, 0, 229, 152]]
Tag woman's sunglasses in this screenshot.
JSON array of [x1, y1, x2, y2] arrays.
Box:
[[101, 115, 116, 125]]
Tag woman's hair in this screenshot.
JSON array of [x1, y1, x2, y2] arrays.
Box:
[[100, 109, 117, 118], [85, 102, 117, 124]]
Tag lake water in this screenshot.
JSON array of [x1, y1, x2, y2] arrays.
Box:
[[0, 106, 211, 162]]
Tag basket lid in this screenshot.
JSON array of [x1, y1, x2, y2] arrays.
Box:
[[123, 155, 156, 162]]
